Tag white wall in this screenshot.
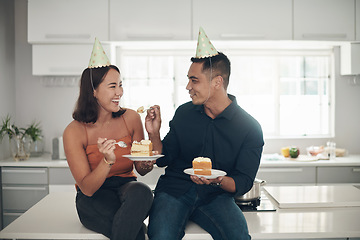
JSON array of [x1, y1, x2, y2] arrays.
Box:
[[0, 0, 15, 159], [0, 0, 359, 159]]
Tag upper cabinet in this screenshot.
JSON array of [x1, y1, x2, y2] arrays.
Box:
[[340, 42, 360, 75], [32, 44, 112, 75], [109, 0, 191, 41], [294, 0, 355, 41], [27, 0, 359, 44], [357, 0, 360, 41], [192, 0, 292, 40], [28, 0, 109, 43]]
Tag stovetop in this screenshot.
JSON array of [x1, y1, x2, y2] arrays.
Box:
[[236, 191, 276, 212]]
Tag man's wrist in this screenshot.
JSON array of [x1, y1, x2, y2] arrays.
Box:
[[210, 177, 224, 187], [210, 182, 222, 187]]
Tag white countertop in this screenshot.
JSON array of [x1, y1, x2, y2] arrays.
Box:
[[1, 191, 360, 239], [0, 153, 68, 167], [260, 154, 360, 167], [1, 154, 359, 168], [264, 185, 360, 208]]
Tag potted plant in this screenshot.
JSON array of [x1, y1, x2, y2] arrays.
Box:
[[24, 121, 44, 157], [0, 115, 43, 161]]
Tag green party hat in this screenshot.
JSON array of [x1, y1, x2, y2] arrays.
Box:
[[195, 27, 219, 59], [88, 38, 111, 68]]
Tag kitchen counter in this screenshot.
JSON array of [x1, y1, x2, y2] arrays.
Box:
[[1, 153, 359, 167], [0, 153, 68, 167], [0, 191, 360, 239]]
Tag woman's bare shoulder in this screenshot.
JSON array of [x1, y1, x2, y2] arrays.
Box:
[[63, 120, 87, 143], [122, 108, 141, 121]]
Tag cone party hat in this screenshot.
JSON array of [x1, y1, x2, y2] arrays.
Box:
[[88, 38, 111, 68], [195, 27, 219, 59]]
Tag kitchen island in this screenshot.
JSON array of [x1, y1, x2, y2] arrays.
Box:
[[0, 191, 360, 240], [1, 154, 360, 230], [1, 153, 360, 168]]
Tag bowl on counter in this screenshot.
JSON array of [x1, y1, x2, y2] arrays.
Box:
[[306, 146, 324, 156]]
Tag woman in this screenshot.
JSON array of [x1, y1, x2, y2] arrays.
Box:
[[63, 61, 154, 240]]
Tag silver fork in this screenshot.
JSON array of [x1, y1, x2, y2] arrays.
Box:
[[137, 106, 152, 113], [116, 141, 127, 148]]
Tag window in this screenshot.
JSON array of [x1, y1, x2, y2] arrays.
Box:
[[117, 47, 334, 139]]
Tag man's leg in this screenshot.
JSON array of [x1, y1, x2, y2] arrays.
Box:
[[191, 194, 251, 240], [148, 187, 196, 240]]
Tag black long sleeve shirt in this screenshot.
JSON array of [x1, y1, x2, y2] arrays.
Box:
[[155, 94, 264, 202]]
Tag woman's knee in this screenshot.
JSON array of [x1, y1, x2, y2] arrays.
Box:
[[121, 181, 153, 204]]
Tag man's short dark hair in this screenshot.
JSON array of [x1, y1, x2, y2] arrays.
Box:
[[191, 52, 231, 89]]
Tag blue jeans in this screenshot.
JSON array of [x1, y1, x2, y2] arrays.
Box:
[[76, 178, 153, 240], [148, 185, 251, 240]]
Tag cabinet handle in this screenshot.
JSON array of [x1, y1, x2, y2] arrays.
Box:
[[2, 169, 47, 174], [3, 212, 23, 217], [126, 34, 175, 40], [219, 33, 266, 39], [302, 33, 347, 39], [45, 34, 91, 39], [48, 67, 81, 73], [260, 168, 303, 173], [3, 186, 47, 191], [353, 168, 360, 172]]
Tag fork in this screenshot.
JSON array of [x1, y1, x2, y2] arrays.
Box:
[[137, 106, 152, 113], [115, 141, 127, 148]]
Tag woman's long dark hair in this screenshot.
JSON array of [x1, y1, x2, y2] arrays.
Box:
[[72, 65, 126, 123]]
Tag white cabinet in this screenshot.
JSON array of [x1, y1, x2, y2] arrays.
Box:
[[317, 166, 360, 183], [28, 0, 109, 43], [293, 0, 355, 41], [340, 42, 360, 75], [109, 0, 191, 40], [48, 168, 76, 193], [32, 44, 112, 76], [256, 167, 316, 184], [192, 0, 292, 40], [357, 0, 360, 41], [1, 167, 49, 227]]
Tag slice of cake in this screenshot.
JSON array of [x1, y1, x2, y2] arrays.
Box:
[[192, 157, 212, 175], [131, 140, 153, 156]]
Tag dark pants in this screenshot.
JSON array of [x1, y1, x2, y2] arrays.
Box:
[[148, 184, 251, 240], [76, 177, 153, 240]]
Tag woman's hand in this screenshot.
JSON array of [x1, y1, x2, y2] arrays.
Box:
[[97, 137, 116, 164]]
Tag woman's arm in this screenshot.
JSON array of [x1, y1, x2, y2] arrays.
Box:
[[63, 121, 114, 196]]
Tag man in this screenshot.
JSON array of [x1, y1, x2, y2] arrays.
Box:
[[145, 27, 264, 240]]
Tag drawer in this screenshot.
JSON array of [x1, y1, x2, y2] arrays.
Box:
[[2, 212, 22, 228], [2, 167, 48, 184], [256, 167, 316, 184], [2, 184, 49, 211], [317, 166, 360, 183], [49, 168, 75, 185]]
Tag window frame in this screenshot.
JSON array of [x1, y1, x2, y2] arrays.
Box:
[[115, 45, 335, 140]]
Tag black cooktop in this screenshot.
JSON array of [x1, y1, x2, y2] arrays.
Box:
[[236, 191, 276, 212]]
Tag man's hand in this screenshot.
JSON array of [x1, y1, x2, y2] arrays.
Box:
[[190, 175, 224, 186], [190, 175, 236, 193], [145, 105, 161, 136]]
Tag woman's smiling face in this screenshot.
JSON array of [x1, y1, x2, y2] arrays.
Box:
[[94, 68, 123, 113]]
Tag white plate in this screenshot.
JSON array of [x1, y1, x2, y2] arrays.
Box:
[[183, 168, 227, 179], [122, 154, 164, 161]]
